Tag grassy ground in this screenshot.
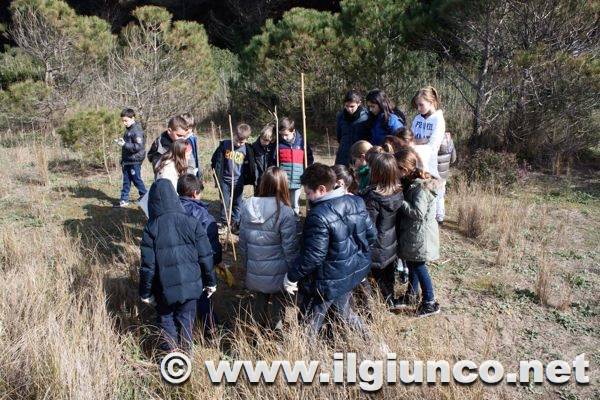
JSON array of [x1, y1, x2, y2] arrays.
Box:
[[0, 133, 598, 399]]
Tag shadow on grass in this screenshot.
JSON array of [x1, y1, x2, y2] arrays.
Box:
[[49, 159, 108, 178]]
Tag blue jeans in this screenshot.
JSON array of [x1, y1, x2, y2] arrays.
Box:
[[300, 291, 367, 338], [406, 261, 435, 303], [220, 180, 244, 224], [120, 163, 146, 202], [156, 298, 197, 352]]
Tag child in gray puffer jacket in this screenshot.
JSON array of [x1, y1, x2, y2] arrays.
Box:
[[238, 166, 299, 330]]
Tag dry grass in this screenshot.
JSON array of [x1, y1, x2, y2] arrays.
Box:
[[34, 144, 50, 186], [0, 138, 597, 400]]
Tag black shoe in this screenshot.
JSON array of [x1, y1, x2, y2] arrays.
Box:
[[390, 294, 418, 312], [417, 301, 440, 317], [231, 222, 240, 235]]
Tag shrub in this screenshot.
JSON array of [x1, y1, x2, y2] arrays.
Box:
[[0, 46, 44, 87], [0, 79, 51, 129], [57, 109, 122, 166], [463, 149, 519, 188]]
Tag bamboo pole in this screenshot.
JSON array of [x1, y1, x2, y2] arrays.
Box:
[[274, 105, 279, 167], [226, 115, 237, 261], [212, 168, 236, 260], [268, 106, 280, 166], [301, 73, 308, 168]]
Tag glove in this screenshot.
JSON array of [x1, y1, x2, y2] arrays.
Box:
[[283, 273, 298, 295], [204, 286, 217, 298], [140, 295, 156, 307], [114, 138, 125, 147]]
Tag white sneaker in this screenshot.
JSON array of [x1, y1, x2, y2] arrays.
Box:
[[114, 200, 130, 208]]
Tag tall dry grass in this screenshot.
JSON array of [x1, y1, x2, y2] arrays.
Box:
[[0, 220, 515, 399]]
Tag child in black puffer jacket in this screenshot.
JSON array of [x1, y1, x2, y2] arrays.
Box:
[[361, 152, 403, 307]]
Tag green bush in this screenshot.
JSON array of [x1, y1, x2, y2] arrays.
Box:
[[463, 149, 519, 188], [0, 79, 51, 129], [0, 47, 44, 87], [57, 109, 122, 166]]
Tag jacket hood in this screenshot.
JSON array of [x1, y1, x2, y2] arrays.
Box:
[[412, 178, 441, 196], [364, 188, 404, 211], [245, 197, 279, 223], [149, 179, 185, 219], [313, 187, 346, 204], [343, 106, 368, 122], [180, 196, 209, 209]]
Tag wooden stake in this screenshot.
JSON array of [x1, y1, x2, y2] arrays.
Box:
[[274, 105, 279, 167], [301, 73, 308, 169], [212, 168, 236, 260], [268, 106, 280, 167], [325, 127, 331, 160]]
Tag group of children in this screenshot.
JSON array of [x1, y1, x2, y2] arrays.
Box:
[[116, 85, 455, 352]]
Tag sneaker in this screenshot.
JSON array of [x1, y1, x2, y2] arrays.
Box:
[[230, 222, 240, 235], [417, 301, 440, 318], [114, 200, 130, 208], [390, 294, 418, 312]]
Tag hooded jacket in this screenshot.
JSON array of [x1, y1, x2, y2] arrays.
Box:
[[397, 178, 440, 262], [180, 197, 222, 266], [239, 197, 299, 294], [121, 122, 146, 165], [139, 179, 216, 305], [335, 107, 370, 165], [362, 187, 404, 269], [287, 188, 377, 300]]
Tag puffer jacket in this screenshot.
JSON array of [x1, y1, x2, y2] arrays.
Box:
[[287, 188, 377, 301], [139, 179, 217, 305], [396, 178, 440, 262], [239, 197, 299, 294], [335, 107, 370, 166], [362, 187, 404, 269], [121, 122, 146, 165], [180, 197, 222, 266], [437, 132, 457, 180], [147, 131, 202, 178]]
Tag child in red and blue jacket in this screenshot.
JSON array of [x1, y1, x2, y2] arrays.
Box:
[[273, 117, 314, 215]]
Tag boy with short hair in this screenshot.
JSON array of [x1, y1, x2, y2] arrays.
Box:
[[210, 123, 256, 232], [274, 117, 314, 215], [114, 108, 147, 207], [251, 123, 274, 194], [283, 163, 376, 336], [147, 115, 202, 178], [177, 174, 221, 336], [139, 179, 217, 352]]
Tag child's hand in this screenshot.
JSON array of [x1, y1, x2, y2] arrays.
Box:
[[283, 273, 298, 295], [114, 138, 125, 147], [140, 295, 156, 307], [204, 286, 217, 298]]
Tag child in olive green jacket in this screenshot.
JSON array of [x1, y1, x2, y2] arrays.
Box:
[[393, 147, 441, 318]]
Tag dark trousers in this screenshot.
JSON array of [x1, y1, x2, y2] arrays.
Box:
[[197, 292, 218, 337], [250, 291, 290, 331], [300, 291, 367, 338], [120, 163, 146, 202], [406, 261, 435, 303], [156, 298, 197, 352], [220, 180, 244, 225], [370, 261, 397, 306]]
